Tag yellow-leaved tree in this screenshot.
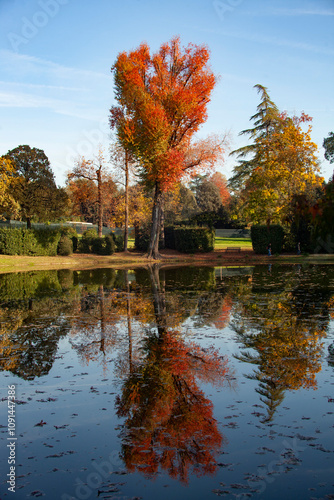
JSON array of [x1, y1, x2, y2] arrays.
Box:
[[230, 85, 323, 227], [0, 156, 19, 219]]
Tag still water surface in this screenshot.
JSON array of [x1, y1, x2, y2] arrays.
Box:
[[0, 264, 334, 499]]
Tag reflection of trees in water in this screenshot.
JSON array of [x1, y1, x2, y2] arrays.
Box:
[[115, 264, 232, 483], [232, 265, 332, 422], [69, 285, 119, 371], [0, 300, 71, 380], [0, 265, 240, 381]]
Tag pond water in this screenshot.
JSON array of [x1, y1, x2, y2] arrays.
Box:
[[0, 264, 334, 500]]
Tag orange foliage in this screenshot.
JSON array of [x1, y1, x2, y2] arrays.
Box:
[[111, 36, 222, 191], [116, 331, 230, 482], [213, 295, 233, 329], [209, 172, 231, 205]]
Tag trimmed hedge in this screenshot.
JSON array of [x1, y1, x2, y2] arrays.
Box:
[[164, 226, 176, 250], [78, 231, 115, 255], [78, 228, 98, 253], [251, 225, 284, 254], [0, 228, 61, 256], [114, 234, 124, 252], [135, 225, 151, 252], [174, 227, 214, 253], [92, 236, 115, 255], [57, 235, 73, 256], [135, 225, 214, 253]]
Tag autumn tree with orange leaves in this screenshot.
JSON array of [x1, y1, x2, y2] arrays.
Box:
[[110, 36, 224, 259]]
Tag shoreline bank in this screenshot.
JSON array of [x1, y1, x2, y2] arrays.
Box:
[[0, 250, 334, 274]]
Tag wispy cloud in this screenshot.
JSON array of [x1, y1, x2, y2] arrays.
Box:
[[0, 49, 111, 83], [0, 50, 112, 120], [191, 24, 334, 56], [241, 7, 334, 17], [271, 8, 334, 16], [0, 90, 104, 121], [0, 80, 86, 92]]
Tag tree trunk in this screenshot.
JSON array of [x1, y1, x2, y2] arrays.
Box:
[[148, 264, 167, 337], [26, 217, 31, 229], [97, 167, 103, 238], [160, 194, 165, 250], [124, 270, 133, 373], [124, 150, 129, 252], [147, 183, 163, 259]]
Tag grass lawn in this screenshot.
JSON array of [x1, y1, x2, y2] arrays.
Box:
[[129, 236, 253, 250], [214, 237, 253, 250], [128, 236, 252, 250]]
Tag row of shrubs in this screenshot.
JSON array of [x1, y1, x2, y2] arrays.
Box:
[[0, 227, 124, 256], [250, 224, 321, 254], [0, 225, 214, 256], [135, 225, 215, 253]]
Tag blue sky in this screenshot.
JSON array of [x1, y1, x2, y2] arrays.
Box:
[[0, 0, 333, 185]]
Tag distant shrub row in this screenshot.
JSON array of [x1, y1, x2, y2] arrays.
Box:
[[0, 227, 61, 256], [250, 224, 330, 254], [0, 227, 123, 256], [251, 225, 285, 254], [135, 226, 215, 253]]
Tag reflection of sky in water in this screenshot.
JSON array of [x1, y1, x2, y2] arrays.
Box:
[[0, 264, 333, 499]]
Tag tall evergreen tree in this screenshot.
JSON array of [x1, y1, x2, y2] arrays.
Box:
[[323, 131, 334, 164], [228, 84, 280, 192]]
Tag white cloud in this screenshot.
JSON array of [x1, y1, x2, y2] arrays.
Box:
[[0, 80, 86, 92], [241, 7, 334, 17], [0, 90, 104, 121], [271, 8, 334, 16], [0, 49, 111, 83], [220, 31, 334, 57]]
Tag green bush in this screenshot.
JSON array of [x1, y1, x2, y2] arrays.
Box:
[[0, 228, 61, 256], [174, 227, 215, 253], [57, 235, 73, 256], [114, 234, 124, 252], [61, 226, 78, 252], [135, 225, 151, 251], [105, 234, 116, 255], [251, 225, 284, 254], [78, 228, 98, 253], [90, 235, 116, 255], [164, 226, 176, 249], [91, 236, 105, 255]]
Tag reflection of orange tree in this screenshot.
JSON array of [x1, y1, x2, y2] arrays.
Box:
[[213, 295, 233, 329], [233, 279, 328, 422], [116, 332, 230, 482], [115, 264, 231, 483]]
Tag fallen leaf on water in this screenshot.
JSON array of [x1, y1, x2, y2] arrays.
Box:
[[35, 420, 47, 427]]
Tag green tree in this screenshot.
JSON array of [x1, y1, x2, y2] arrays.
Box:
[[323, 131, 334, 163], [6, 145, 68, 228], [229, 86, 322, 226], [193, 176, 222, 213], [229, 84, 280, 192]]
